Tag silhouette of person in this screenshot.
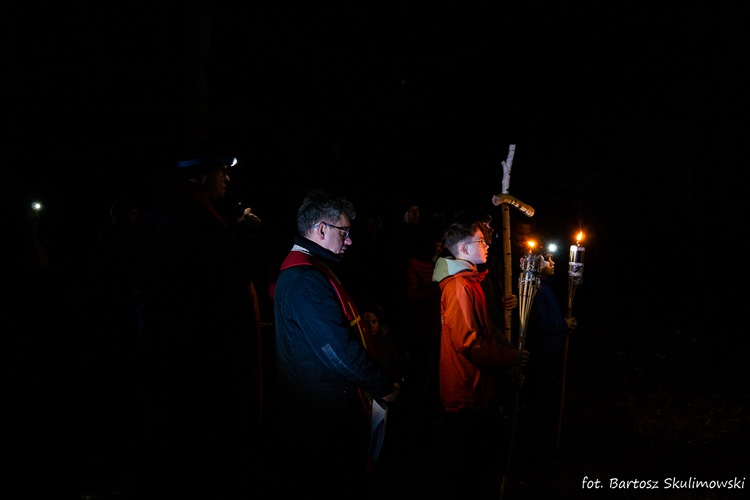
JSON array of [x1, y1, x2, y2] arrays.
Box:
[[519, 252, 577, 468], [77, 196, 144, 476], [135, 149, 269, 498], [395, 210, 447, 440]]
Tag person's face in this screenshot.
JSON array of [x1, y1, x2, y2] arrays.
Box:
[[479, 220, 493, 245], [434, 235, 446, 257], [460, 229, 489, 265], [362, 311, 380, 337], [404, 205, 420, 225], [204, 165, 230, 202], [364, 215, 380, 238], [315, 215, 352, 255], [541, 256, 556, 276], [512, 222, 532, 250]]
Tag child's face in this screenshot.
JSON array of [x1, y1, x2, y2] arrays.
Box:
[[362, 311, 380, 337], [541, 256, 556, 276]]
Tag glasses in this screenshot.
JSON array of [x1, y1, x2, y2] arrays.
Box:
[[466, 239, 489, 249], [313, 222, 351, 239]]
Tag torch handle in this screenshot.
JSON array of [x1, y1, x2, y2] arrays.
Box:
[[556, 330, 571, 449], [558, 277, 577, 449]]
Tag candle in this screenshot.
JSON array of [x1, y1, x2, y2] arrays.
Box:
[[569, 244, 585, 264], [568, 231, 585, 284], [560, 230, 586, 449]]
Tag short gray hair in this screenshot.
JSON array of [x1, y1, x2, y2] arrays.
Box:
[[297, 189, 356, 237]]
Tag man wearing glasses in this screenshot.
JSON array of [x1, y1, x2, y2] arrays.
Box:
[[432, 219, 529, 499], [272, 189, 400, 498]]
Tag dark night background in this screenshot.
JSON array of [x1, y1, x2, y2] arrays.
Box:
[[6, 2, 749, 498], [10, 2, 745, 343]]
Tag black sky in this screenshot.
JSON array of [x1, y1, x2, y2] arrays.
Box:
[[11, 5, 743, 188]]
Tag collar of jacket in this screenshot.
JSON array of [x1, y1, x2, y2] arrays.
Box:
[[292, 234, 343, 264], [433, 256, 488, 283]]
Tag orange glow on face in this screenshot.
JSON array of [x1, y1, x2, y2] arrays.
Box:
[[575, 231, 585, 245]]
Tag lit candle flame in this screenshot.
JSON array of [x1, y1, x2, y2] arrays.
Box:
[[575, 231, 584, 245], [527, 240, 536, 253]]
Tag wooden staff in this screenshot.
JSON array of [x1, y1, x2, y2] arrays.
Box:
[[494, 145, 538, 500], [555, 306, 574, 449], [491, 145, 535, 342]]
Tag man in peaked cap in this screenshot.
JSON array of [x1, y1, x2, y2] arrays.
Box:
[[174, 149, 237, 200]]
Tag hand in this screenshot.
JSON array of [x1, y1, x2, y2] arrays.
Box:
[[241, 207, 261, 222], [382, 382, 400, 403], [239, 207, 262, 227], [566, 316, 577, 331], [501, 294, 518, 310], [515, 349, 530, 367]]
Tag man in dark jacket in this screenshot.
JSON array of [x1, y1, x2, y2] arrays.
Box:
[[136, 150, 268, 498], [272, 189, 400, 498]]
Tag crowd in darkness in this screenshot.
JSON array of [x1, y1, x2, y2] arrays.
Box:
[[7, 3, 748, 497], [6, 150, 576, 499]]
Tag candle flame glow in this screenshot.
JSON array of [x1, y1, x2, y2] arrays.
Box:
[[527, 240, 536, 252], [575, 231, 584, 245]]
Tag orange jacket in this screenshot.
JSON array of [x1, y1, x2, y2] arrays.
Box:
[[434, 257, 517, 412]]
